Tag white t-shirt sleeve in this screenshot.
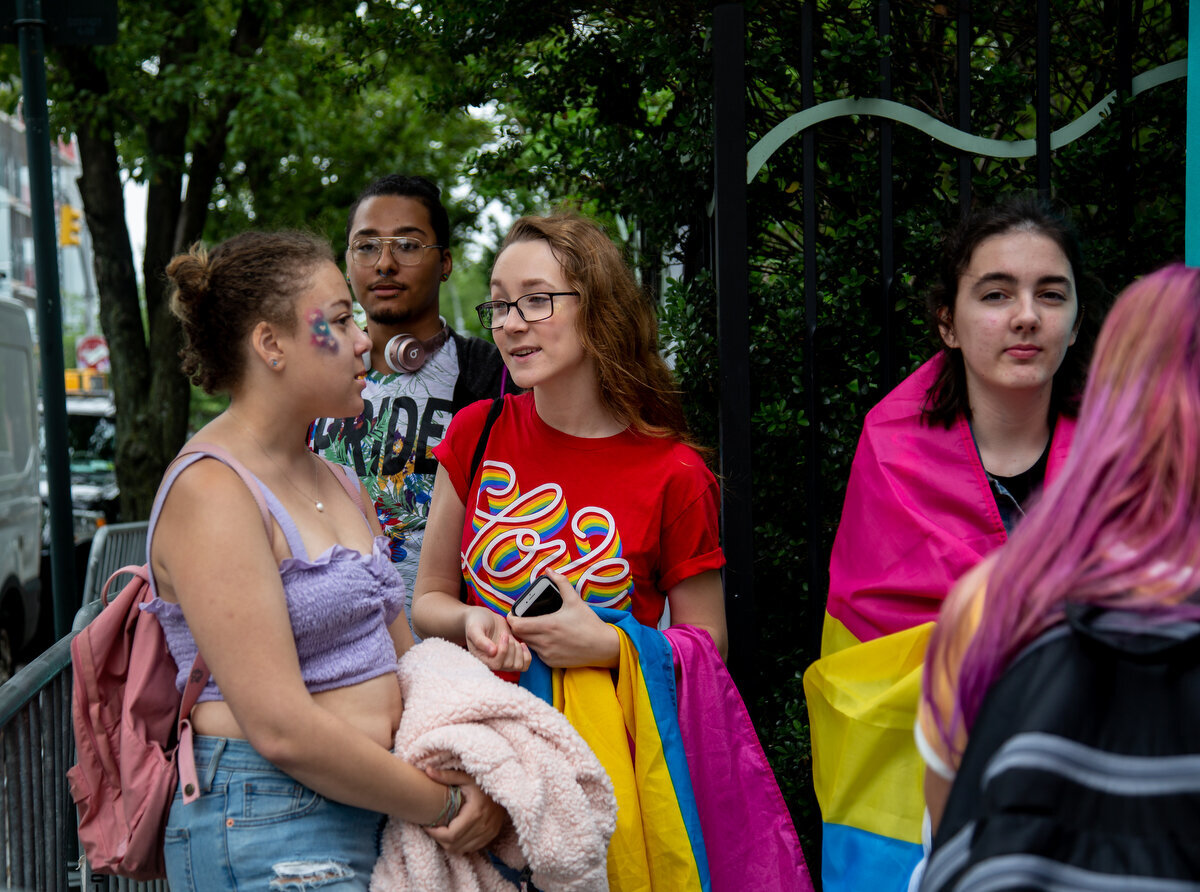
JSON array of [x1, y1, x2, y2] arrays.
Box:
[[915, 717, 956, 782]]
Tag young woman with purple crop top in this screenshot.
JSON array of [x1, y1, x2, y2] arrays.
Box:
[[147, 231, 506, 891]]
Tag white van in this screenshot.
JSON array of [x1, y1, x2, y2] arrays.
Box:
[[0, 297, 42, 681]]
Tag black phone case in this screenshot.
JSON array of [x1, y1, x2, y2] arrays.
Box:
[[511, 577, 562, 617]]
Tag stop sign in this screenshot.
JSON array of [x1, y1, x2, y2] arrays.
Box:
[[76, 334, 110, 371]]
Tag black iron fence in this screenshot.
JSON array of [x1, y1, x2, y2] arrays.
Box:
[[709, 1, 1189, 659]]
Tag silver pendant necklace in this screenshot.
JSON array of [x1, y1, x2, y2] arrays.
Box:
[[226, 410, 324, 512]]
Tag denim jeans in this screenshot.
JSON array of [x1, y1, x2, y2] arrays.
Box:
[[164, 736, 385, 891]]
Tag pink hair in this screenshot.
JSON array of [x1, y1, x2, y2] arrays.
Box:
[[925, 262, 1200, 758]]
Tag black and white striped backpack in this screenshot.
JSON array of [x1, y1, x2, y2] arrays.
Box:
[[922, 603, 1200, 892]]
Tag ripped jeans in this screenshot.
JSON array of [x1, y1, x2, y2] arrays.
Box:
[[164, 736, 385, 891]]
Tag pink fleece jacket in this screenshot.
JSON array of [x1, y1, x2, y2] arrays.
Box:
[[370, 638, 617, 892]]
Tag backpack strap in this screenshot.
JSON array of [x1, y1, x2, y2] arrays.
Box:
[[145, 444, 279, 598], [927, 604, 1200, 890], [96, 563, 212, 806], [175, 653, 208, 804], [459, 398, 505, 602], [174, 442, 274, 544]]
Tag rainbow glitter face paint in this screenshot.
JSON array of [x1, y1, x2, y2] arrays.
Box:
[[307, 309, 337, 353]]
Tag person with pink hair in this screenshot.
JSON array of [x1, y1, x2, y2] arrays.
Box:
[[918, 262, 1200, 887]]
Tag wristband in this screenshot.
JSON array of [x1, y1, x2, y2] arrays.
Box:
[[423, 784, 463, 828]]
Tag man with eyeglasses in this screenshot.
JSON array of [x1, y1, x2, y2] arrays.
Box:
[[309, 175, 518, 628]]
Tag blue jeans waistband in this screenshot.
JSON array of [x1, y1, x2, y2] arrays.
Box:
[[191, 735, 284, 793]]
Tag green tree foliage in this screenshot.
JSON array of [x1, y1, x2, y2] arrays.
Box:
[[15, 1, 498, 518], [30, 1, 343, 517], [740, 0, 1185, 627], [204, 29, 494, 249], [371, 2, 718, 286]]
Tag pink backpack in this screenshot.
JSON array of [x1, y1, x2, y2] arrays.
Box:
[[67, 445, 273, 879], [67, 565, 208, 880]]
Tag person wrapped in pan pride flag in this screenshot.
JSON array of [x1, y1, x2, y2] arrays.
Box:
[[804, 196, 1105, 892], [414, 212, 811, 891]]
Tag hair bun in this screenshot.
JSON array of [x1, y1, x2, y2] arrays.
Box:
[[166, 243, 212, 324]]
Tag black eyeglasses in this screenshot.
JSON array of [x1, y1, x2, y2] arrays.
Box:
[[348, 236, 443, 267], [475, 292, 578, 330]]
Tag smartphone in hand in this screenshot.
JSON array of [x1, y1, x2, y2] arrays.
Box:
[[510, 576, 563, 617]]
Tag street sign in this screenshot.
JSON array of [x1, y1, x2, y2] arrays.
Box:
[[76, 332, 108, 370], [0, 0, 117, 45]]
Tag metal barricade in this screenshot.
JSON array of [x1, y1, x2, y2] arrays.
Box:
[[0, 634, 76, 891], [79, 864, 169, 891], [79, 523, 149, 606], [0, 545, 169, 890]]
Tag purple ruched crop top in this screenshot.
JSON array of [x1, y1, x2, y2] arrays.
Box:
[[142, 451, 404, 703]]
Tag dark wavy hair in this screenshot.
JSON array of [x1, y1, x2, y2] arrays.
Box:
[[344, 174, 450, 251], [923, 195, 1106, 427], [167, 230, 333, 394], [499, 213, 698, 447]]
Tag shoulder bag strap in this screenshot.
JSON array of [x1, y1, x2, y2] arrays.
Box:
[[176, 651, 208, 804], [459, 398, 505, 602], [468, 397, 505, 492]]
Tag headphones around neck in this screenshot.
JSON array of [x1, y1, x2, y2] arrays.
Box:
[[383, 317, 450, 373]]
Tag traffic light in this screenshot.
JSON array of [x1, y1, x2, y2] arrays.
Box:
[[59, 204, 82, 247]]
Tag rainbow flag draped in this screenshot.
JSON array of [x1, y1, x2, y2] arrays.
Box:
[[523, 610, 811, 892], [803, 356, 1075, 892]]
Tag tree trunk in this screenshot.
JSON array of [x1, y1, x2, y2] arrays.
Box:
[[58, 48, 179, 520], [78, 147, 191, 516], [55, 0, 270, 519], [139, 105, 192, 521]]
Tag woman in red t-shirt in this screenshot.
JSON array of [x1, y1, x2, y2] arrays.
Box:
[[412, 212, 728, 674], [410, 214, 815, 892]]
